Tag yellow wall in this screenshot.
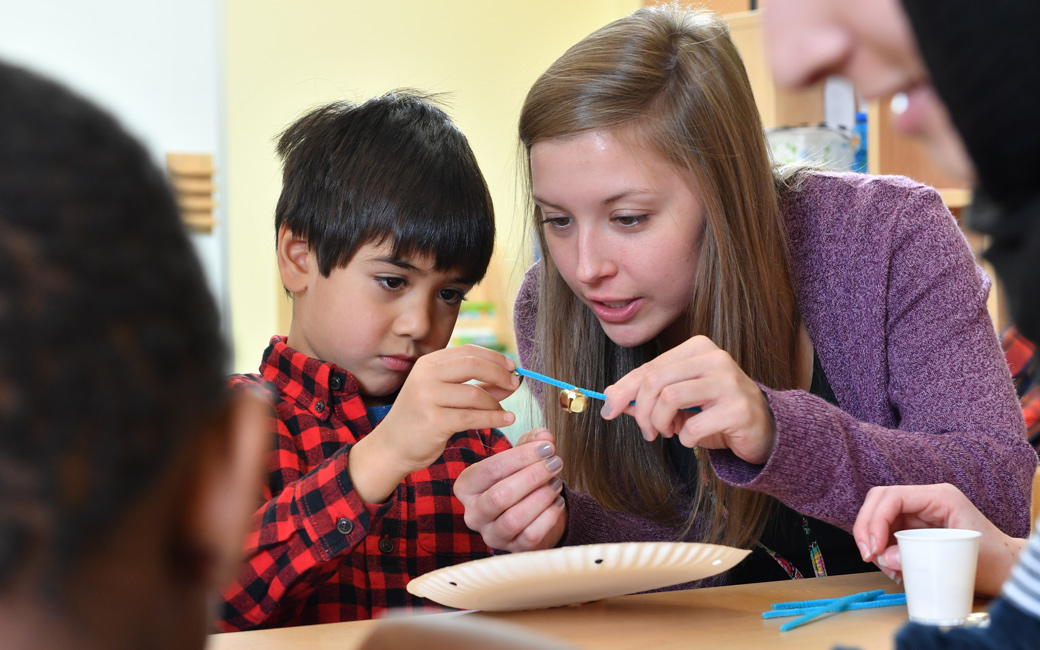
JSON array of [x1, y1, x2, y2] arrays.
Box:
[[225, 0, 639, 372]]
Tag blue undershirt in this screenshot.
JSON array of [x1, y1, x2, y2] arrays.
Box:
[[365, 404, 392, 426]]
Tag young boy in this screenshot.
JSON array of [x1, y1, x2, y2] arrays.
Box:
[[217, 93, 523, 630], [0, 60, 264, 650]]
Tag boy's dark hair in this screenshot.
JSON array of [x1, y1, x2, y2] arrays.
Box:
[[274, 91, 495, 283], [0, 62, 228, 595]]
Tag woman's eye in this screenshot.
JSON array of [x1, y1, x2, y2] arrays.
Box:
[[613, 214, 648, 227], [377, 276, 405, 290], [440, 288, 465, 304], [540, 215, 571, 229]]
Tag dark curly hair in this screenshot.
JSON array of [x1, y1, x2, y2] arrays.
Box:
[[0, 61, 229, 596], [274, 91, 495, 284]]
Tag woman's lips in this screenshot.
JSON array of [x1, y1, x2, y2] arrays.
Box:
[[589, 298, 642, 324], [381, 355, 416, 372]]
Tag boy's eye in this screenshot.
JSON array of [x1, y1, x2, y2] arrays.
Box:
[[439, 288, 466, 305], [377, 276, 406, 290]]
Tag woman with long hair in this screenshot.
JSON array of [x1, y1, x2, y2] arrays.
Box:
[[455, 5, 1036, 585]]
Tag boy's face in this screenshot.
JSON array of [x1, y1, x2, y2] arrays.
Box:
[[288, 240, 474, 405]]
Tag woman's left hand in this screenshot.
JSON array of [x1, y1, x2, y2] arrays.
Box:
[[600, 335, 777, 465]]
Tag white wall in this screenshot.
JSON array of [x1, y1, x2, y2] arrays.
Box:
[[0, 0, 230, 331]]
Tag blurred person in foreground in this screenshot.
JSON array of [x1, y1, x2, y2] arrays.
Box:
[[0, 60, 265, 650], [765, 1, 1040, 647]]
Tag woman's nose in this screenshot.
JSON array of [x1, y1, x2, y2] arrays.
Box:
[[574, 228, 615, 284]]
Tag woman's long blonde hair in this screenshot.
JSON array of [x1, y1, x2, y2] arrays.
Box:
[[518, 5, 801, 549]]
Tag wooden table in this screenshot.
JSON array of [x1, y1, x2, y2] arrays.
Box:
[[207, 572, 984, 650]]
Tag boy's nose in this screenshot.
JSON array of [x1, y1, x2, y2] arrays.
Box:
[[393, 302, 433, 341]]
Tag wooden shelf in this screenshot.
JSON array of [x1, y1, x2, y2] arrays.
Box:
[[938, 188, 973, 210], [166, 152, 217, 234]]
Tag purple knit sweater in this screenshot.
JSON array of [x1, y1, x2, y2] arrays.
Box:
[[514, 172, 1036, 555]]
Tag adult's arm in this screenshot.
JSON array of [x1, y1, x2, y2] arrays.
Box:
[[710, 178, 1036, 537]]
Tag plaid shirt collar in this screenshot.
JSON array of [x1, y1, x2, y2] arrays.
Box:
[[258, 335, 358, 421]]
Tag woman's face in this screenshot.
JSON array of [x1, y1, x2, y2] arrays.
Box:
[[530, 129, 705, 349], [763, 0, 975, 184]]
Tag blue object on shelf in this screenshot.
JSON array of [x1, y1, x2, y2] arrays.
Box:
[[852, 111, 868, 173]]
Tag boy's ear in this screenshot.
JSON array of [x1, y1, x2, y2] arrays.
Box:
[[183, 388, 270, 589], [277, 224, 313, 295]]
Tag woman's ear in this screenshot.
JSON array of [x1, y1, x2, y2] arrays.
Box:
[[183, 388, 270, 589], [277, 224, 313, 295]]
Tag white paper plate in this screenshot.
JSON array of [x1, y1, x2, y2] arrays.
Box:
[[407, 541, 750, 611]]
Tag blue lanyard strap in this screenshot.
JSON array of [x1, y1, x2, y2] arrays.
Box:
[[514, 367, 701, 413]]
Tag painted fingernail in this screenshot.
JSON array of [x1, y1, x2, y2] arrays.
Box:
[[882, 568, 897, 581], [512, 370, 523, 386], [876, 555, 890, 570], [600, 400, 612, 418], [536, 442, 553, 458], [553, 495, 565, 508], [549, 477, 563, 491], [544, 456, 563, 471]]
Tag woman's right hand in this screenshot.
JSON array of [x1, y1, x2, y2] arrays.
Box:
[[853, 483, 1027, 596], [454, 428, 568, 552]]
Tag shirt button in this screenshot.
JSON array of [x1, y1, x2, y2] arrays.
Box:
[[329, 375, 343, 391], [378, 538, 394, 554], [315, 400, 325, 413], [336, 518, 353, 535]]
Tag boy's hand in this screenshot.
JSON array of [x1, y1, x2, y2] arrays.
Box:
[[853, 484, 1026, 596], [349, 345, 520, 503], [454, 428, 567, 552]]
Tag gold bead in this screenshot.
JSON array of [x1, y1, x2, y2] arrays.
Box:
[[559, 389, 588, 414]]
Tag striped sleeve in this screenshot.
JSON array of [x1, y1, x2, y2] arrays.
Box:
[[1001, 523, 1040, 617]]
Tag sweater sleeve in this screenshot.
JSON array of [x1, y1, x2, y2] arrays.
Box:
[[216, 378, 393, 631], [710, 179, 1036, 537]]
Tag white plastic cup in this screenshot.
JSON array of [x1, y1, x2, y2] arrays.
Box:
[[894, 528, 982, 626]]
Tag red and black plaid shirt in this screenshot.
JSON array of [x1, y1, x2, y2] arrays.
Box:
[[216, 336, 510, 630], [1003, 325, 1040, 446]]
